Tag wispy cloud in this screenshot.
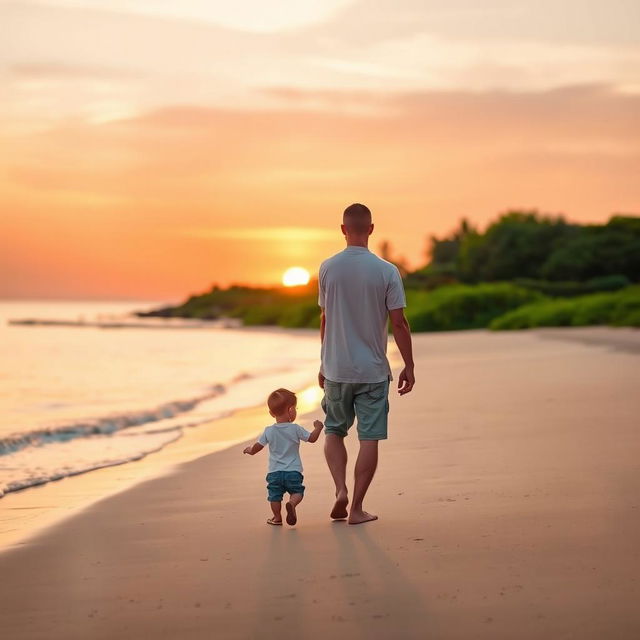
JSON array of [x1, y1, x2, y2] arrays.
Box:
[[2, 0, 639, 130], [8, 62, 145, 80], [179, 227, 338, 242], [29, 0, 355, 33]]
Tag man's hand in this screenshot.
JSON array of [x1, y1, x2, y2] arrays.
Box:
[[243, 446, 252, 455], [397, 366, 415, 395], [318, 370, 325, 389]]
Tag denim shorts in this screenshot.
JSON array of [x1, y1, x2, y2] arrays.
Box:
[[266, 470, 305, 502], [321, 378, 390, 441]]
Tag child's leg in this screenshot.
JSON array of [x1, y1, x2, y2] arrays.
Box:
[[285, 493, 303, 526], [266, 472, 284, 524], [289, 493, 303, 507], [269, 501, 282, 523]]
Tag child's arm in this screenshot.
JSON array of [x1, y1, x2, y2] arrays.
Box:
[[306, 420, 324, 443], [243, 442, 264, 455]]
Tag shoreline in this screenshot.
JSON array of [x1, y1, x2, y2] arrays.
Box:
[[0, 377, 323, 551]]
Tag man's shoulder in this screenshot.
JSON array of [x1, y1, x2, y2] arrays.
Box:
[[320, 251, 345, 270], [359, 252, 402, 279], [370, 253, 398, 270]]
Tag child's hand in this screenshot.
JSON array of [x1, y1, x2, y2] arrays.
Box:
[[243, 446, 252, 455], [307, 420, 324, 443]]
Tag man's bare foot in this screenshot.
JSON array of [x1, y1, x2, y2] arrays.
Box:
[[348, 510, 378, 525], [285, 502, 297, 526], [330, 492, 349, 520]]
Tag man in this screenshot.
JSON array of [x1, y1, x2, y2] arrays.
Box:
[[318, 203, 415, 524]]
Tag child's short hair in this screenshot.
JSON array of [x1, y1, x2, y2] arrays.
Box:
[[267, 388, 297, 415]]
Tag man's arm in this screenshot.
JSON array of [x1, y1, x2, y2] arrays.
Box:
[[318, 308, 326, 388], [389, 308, 415, 395], [243, 442, 264, 455], [307, 420, 324, 443]]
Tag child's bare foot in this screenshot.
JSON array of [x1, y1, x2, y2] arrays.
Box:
[[330, 491, 349, 520], [285, 502, 297, 526], [348, 510, 378, 525], [267, 517, 282, 526]]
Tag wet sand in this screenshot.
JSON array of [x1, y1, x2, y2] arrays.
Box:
[[1, 328, 639, 639]]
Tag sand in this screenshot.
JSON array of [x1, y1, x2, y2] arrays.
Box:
[[1, 328, 639, 639]]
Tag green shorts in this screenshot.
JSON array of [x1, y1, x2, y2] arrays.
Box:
[[321, 378, 390, 441]]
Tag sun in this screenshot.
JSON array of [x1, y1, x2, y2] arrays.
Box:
[[282, 266, 310, 287]]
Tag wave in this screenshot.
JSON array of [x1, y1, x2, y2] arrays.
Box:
[[0, 362, 316, 499], [7, 317, 241, 329], [1, 428, 183, 496], [0, 384, 225, 457]]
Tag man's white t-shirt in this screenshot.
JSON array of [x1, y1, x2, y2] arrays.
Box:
[[318, 246, 407, 383], [258, 422, 311, 473]]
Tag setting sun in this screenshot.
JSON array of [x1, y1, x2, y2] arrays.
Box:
[[282, 266, 310, 287]]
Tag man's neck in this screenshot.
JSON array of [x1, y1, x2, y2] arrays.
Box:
[[345, 237, 369, 248]]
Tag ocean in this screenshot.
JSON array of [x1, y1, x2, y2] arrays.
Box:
[[0, 300, 320, 497]]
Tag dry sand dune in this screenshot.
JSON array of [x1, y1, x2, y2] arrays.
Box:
[[1, 328, 639, 639]]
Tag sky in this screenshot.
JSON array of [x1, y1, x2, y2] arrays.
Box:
[[1, 0, 639, 301]]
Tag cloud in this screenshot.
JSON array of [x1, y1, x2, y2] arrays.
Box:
[[3, 84, 637, 216], [2, 0, 639, 132], [304, 0, 640, 47], [255, 84, 640, 145], [26, 0, 356, 33], [8, 62, 145, 80]]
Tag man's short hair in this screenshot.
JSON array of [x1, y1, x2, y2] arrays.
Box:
[[267, 388, 297, 415], [343, 203, 372, 234]]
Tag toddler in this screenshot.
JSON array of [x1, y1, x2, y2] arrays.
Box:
[[243, 388, 323, 526]]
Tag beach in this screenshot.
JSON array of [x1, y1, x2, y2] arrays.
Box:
[[1, 328, 639, 639]]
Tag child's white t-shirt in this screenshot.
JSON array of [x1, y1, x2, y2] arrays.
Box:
[[258, 422, 311, 473]]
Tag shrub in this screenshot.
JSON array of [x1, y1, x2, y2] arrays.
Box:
[[513, 275, 630, 297], [490, 286, 640, 330], [240, 305, 284, 326], [489, 299, 576, 330], [278, 302, 322, 329], [404, 263, 460, 291], [405, 283, 543, 332]]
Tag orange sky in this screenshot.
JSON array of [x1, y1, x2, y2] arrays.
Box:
[[1, 1, 639, 301]]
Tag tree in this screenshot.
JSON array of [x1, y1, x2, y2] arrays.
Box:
[[428, 218, 474, 266], [456, 211, 577, 282], [541, 217, 640, 281]]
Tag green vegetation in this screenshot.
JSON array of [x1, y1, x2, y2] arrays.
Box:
[[139, 284, 320, 329], [140, 210, 639, 332], [405, 284, 543, 331], [511, 275, 630, 297], [428, 212, 640, 285], [489, 287, 640, 330]]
